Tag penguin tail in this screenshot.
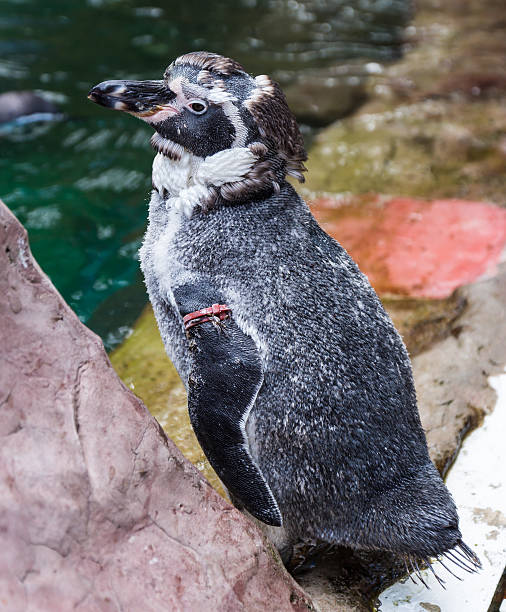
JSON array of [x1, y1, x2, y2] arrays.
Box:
[[353, 463, 481, 587], [437, 539, 481, 577], [404, 539, 481, 589]]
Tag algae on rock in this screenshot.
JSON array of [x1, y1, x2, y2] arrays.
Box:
[[303, 99, 506, 204], [302, 0, 506, 206]]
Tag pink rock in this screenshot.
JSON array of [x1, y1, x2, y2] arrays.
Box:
[[312, 195, 506, 298], [0, 200, 313, 611]]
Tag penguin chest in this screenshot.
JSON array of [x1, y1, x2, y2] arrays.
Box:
[[140, 204, 194, 380], [150, 205, 185, 299]]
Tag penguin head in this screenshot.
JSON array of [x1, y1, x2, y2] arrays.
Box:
[[88, 51, 307, 202]]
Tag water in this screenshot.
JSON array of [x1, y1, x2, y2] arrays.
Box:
[[0, 0, 410, 349]]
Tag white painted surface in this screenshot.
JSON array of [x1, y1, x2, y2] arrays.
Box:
[[379, 369, 506, 612]]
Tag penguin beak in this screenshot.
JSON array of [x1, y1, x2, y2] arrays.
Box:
[[87, 79, 178, 118]]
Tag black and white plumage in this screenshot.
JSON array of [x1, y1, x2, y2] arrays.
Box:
[[88, 52, 480, 581]]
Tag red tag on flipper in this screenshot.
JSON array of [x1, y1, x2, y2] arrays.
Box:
[[183, 304, 231, 330]]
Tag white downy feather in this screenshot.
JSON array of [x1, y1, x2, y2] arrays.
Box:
[[152, 147, 257, 217]]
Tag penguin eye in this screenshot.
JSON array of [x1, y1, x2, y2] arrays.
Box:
[[187, 100, 207, 115]]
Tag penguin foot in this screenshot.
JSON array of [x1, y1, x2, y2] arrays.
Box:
[[278, 544, 294, 567], [287, 540, 335, 575]]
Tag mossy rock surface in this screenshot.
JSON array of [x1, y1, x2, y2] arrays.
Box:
[[301, 0, 506, 206], [110, 304, 224, 495], [303, 99, 506, 204]]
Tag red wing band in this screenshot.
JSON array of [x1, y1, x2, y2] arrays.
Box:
[[183, 304, 231, 330]]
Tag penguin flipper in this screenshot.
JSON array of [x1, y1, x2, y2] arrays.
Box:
[[173, 281, 282, 527]]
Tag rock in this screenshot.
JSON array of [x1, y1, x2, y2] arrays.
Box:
[[293, 1, 506, 603], [411, 264, 506, 474], [302, 99, 506, 204], [0, 91, 61, 124], [0, 199, 314, 612], [283, 65, 368, 127], [382, 294, 466, 358], [364, 0, 506, 108], [302, 0, 506, 205], [311, 195, 506, 299]]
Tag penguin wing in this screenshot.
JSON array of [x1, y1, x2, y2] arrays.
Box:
[[172, 281, 282, 527]]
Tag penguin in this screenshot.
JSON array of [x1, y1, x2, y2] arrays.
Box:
[[88, 51, 480, 582]]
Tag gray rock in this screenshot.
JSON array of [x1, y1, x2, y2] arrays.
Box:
[[413, 265, 506, 475]]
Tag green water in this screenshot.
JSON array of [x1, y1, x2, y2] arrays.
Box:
[[0, 0, 410, 349]]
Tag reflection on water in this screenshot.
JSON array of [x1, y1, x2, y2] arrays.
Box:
[[0, 0, 410, 349]]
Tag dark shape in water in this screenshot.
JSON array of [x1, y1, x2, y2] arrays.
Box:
[[0, 91, 61, 125]]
